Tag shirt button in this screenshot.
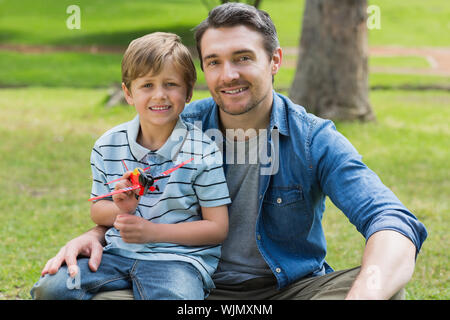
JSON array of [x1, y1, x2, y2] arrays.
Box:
[[275, 268, 281, 273], [257, 234, 261, 241], [276, 197, 282, 204]]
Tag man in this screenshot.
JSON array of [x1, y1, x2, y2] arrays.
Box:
[[39, 3, 427, 300]]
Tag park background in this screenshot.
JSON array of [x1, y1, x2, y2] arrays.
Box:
[[0, 0, 448, 299]]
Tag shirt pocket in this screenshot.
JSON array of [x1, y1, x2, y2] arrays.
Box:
[[262, 185, 311, 243]]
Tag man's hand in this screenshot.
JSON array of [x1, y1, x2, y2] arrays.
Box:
[[113, 214, 154, 243], [112, 171, 140, 214], [41, 226, 106, 277]]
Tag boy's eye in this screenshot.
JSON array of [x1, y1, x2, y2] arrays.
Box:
[[143, 83, 152, 88], [167, 82, 178, 87]]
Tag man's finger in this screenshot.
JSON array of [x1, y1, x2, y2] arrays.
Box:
[[64, 246, 80, 277], [41, 257, 55, 276], [47, 248, 66, 275], [88, 242, 103, 272]]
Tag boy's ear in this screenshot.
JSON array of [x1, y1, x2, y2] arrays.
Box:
[[122, 82, 134, 106], [186, 92, 192, 103], [186, 90, 193, 103]]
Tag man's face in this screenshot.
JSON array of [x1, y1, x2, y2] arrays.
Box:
[[200, 25, 281, 116]]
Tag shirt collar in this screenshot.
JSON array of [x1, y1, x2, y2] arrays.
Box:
[[127, 115, 188, 162], [269, 91, 289, 136]]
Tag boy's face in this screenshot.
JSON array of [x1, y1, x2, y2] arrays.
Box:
[[200, 25, 281, 116], [122, 60, 190, 129]]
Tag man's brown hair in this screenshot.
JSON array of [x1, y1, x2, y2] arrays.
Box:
[[194, 3, 279, 70]]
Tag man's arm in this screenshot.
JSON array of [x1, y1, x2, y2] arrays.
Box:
[[41, 225, 107, 277], [346, 230, 416, 300], [310, 119, 427, 299]]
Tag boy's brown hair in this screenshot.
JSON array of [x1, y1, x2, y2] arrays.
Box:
[[122, 32, 196, 99]]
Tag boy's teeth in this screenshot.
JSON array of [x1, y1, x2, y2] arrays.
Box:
[[150, 105, 170, 110], [224, 87, 246, 94]]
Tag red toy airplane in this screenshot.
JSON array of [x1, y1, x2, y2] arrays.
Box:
[[88, 158, 194, 202]]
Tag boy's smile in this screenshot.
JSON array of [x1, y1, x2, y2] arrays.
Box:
[[148, 105, 171, 112]]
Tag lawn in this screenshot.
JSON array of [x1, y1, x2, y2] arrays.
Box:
[[1, 0, 449, 91], [0, 0, 448, 300], [1, 0, 449, 47], [0, 88, 448, 299], [1, 50, 449, 90]]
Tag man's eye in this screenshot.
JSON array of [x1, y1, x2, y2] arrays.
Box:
[[207, 60, 218, 66], [167, 82, 178, 87], [143, 83, 152, 88], [239, 56, 250, 62]]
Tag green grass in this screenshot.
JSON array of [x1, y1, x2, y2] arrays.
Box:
[[0, 88, 448, 299], [0, 0, 207, 47], [0, 0, 449, 301], [0, 51, 122, 88], [324, 90, 450, 299], [1, 0, 449, 48], [275, 67, 450, 91], [369, 56, 431, 68], [1, 51, 448, 90], [367, 0, 450, 47], [0, 0, 448, 91]]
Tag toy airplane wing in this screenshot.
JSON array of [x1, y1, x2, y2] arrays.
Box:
[[153, 158, 194, 180], [88, 184, 141, 202]]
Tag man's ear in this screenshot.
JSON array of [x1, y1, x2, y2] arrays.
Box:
[[122, 82, 134, 106], [270, 47, 283, 76]]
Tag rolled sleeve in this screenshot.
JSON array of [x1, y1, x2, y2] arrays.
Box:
[[364, 209, 428, 254]]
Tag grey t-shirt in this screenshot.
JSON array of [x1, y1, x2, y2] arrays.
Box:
[[212, 133, 274, 284]]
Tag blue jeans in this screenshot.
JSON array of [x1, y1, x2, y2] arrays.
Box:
[[30, 252, 205, 300]]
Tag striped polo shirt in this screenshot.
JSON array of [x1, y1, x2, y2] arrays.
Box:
[[90, 115, 231, 290]]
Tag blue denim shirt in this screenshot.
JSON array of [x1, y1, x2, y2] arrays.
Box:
[[181, 91, 427, 289]]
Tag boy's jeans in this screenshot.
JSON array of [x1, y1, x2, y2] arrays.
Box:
[[30, 252, 205, 300]]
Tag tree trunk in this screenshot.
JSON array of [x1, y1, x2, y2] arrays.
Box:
[[289, 0, 375, 122]]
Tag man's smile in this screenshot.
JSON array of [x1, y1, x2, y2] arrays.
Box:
[[220, 86, 249, 95]]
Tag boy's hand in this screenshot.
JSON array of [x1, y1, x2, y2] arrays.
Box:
[[113, 214, 154, 243], [112, 171, 140, 214]]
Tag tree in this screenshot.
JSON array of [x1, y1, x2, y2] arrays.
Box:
[[289, 0, 375, 122]]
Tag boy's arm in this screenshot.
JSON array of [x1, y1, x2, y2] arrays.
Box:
[[91, 200, 123, 227], [113, 205, 229, 245]]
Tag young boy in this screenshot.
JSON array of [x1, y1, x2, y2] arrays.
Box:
[[30, 32, 230, 300]]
